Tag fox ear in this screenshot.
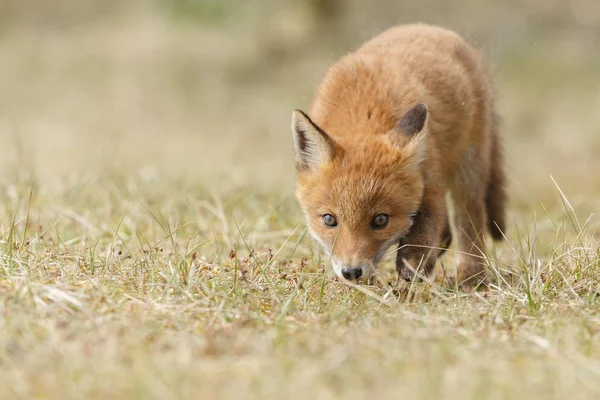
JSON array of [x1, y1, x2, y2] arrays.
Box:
[[291, 110, 335, 172], [402, 130, 428, 173], [397, 103, 428, 135], [388, 103, 429, 172]]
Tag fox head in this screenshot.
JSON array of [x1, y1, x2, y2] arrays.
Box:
[[291, 104, 429, 280]]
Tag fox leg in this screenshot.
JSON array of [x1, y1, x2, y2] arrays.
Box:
[[486, 119, 507, 240], [396, 189, 447, 281], [438, 215, 453, 257], [450, 148, 490, 286]]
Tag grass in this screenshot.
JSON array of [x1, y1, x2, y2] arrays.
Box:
[[1, 174, 599, 399], [1, 1, 600, 399]]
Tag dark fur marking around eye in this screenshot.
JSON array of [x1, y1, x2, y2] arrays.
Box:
[[371, 213, 389, 229], [322, 214, 338, 227]]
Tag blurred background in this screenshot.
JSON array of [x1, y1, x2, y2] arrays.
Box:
[[0, 0, 599, 216]]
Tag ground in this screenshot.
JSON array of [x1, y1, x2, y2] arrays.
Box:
[[1, 1, 600, 399]]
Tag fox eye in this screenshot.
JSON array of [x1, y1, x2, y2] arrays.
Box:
[[322, 214, 337, 227], [371, 213, 389, 229]]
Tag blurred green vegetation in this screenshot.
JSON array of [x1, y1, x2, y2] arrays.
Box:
[[162, 0, 230, 25], [0, 0, 599, 210]]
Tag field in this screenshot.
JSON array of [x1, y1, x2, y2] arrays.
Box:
[[1, 1, 600, 398]]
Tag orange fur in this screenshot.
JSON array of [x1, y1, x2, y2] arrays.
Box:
[[291, 24, 506, 285]]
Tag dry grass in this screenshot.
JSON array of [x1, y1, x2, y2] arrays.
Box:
[[1, 1, 600, 399], [1, 174, 599, 399]]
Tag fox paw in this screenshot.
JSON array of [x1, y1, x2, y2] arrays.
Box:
[[448, 262, 488, 291], [396, 257, 436, 282]]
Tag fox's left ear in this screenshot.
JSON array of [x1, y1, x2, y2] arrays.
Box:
[[388, 103, 429, 172], [291, 110, 335, 172]]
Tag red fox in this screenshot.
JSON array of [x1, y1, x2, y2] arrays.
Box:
[[291, 24, 506, 286]]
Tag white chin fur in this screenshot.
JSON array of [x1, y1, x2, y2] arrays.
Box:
[[331, 259, 345, 278]]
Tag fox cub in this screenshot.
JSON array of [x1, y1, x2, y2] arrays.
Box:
[[291, 24, 506, 285]]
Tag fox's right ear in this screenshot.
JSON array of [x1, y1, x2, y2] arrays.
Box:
[[397, 103, 428, 136], [387, 103, 429, 173], [291, 110, 335, 172]]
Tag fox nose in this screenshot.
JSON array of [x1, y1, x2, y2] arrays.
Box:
[[341, 267, 363, 280]]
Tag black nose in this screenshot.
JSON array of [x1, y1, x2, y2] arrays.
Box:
[[341, 267, 363, 280]]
